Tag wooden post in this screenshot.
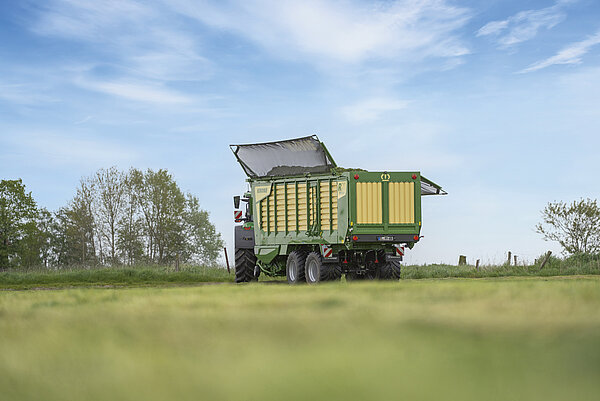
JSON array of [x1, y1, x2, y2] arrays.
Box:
[[175, 253, 180, 272], [539, 251, 552, 269], [507, 251, 512, 266], [458, 255, 467, 266], [223, 247, 230, 274], [514, 255, 518, 266], [476, 259, 480, 271]]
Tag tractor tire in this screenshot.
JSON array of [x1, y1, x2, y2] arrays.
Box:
[[377, 260, 401, 280], [286, 251, 307, 284], [235, 248, 257, 283], [305, 252, 340, 284]]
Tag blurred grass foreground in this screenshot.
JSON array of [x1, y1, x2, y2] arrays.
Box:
[[1, 276, 599, 401]]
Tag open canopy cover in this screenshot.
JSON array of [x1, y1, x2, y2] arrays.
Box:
[[230, 135, 336, 178], [231, 135, 446, 195]]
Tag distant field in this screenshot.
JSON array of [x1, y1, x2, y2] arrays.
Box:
[[1, 276, 599, 401]]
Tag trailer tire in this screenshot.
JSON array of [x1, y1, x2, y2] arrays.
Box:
[[305, 252, 340, 284], [378, 260, 401, 280], [286, 251, 307, 284], [235, 248, 257, 283]]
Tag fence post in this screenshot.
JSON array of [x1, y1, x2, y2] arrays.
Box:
[[476, 259, 480, 271], [539, 251, 552, 270], [514, 255, 518, 265], [224, 247, 230, 274], [507, 251, 512, 266], [175, 253, 180, 272], [458, 255, 467, 266]]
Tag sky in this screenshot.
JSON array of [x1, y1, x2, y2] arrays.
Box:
[[1, 0, 600, 265]]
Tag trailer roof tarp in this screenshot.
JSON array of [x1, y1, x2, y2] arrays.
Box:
[[420, 176, 447, 196], [230, 135, 336, 178], [231, 135, 446, 195]]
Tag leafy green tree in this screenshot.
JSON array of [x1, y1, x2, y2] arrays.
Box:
[[94, 167, 126, 265], [117, 173, 144, 265], [0, 179, 39, 268], [130, 168, 186, 263], [184, 194, 224, 265], [536, 199, 600, 255]]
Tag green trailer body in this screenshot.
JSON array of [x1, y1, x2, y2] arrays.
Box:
[[231, 136, 445, 283]]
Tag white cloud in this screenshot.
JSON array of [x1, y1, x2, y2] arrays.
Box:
[[76, 79, 191, 104], [520, 31, 600, 73], [30, 0, 212, 82], [168, 0, 471, 65], [340, 97, 408, 123], [477, 0, 572, 47], [1, 132, 139, 168]]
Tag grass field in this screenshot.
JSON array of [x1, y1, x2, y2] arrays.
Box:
[[1, 276, 599, 401], [1, 255, 598, 289]]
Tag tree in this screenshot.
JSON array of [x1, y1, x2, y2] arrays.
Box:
[[130, 168, 186, 263], [184, 194, 224, 265], [536, 199, 600, 255], [0, 179, 39, 268], [94, 167, 126, 265]]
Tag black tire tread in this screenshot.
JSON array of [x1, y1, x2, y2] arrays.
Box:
[[235, 248, 257, 283], [378, 259, 401, 280], [287, 251, 307, 284]]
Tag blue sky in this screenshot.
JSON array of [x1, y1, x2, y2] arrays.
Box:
[[1, 0, 600, 265]]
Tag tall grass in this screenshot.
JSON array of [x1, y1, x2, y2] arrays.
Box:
[[0, 264, 233, 289], [402, 253, 600, 279]]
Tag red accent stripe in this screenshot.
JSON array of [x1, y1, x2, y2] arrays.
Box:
[[325, 248, 333, 257], [234, 211, 242, 219]]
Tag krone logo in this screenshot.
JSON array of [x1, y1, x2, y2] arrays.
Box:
[[381, 173, 390, 181]]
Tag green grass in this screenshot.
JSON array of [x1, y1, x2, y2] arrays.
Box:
[[1, 276, 599, 401], [3, 257, 598, 290], [0, 265, 233, 289]]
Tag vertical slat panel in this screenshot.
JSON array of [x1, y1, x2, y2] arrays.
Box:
[[388, 181, 415, 224], [356, 182, 382, 224]]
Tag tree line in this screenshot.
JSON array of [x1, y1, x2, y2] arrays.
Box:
[[0, 168, 223, 269]]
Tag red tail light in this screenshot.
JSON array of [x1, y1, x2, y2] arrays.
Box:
[[413, 235, 419, 241], [352, 235, 358, 241], [411, 174, 417, 180], [354, 174, 359, 180]]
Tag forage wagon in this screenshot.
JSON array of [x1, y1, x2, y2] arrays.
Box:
[[230, 135, 446, 284]]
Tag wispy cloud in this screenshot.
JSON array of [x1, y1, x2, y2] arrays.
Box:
[[2, 131, 139, 168], [520, 30, 600, 73], [340, 97, 408, 123], [76, 79, 192, 104], [168, 0, 471, 66], [28, 0, 211, 103], [477, 0, 574, 47]]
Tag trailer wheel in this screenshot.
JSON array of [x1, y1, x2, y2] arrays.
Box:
[[235, 248, 257, 283], [286, 251, 307, 284], [305, 252, 340, 284], [378, 260, 401, 280]]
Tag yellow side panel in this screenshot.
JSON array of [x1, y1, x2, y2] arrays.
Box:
[[275, 184, 285, 232], [268, 190, 275, 233], [286, 183, 297, 232], [356, 182, 382, 224], [389, 182, 415, 224], [297, 183, 307, 231]]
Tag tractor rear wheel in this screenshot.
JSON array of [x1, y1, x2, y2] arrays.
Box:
[[305, 252, 341, 284], [235, 248, 257, 283], [286, 251, 307, 284], [377, 260, 401, 280]]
